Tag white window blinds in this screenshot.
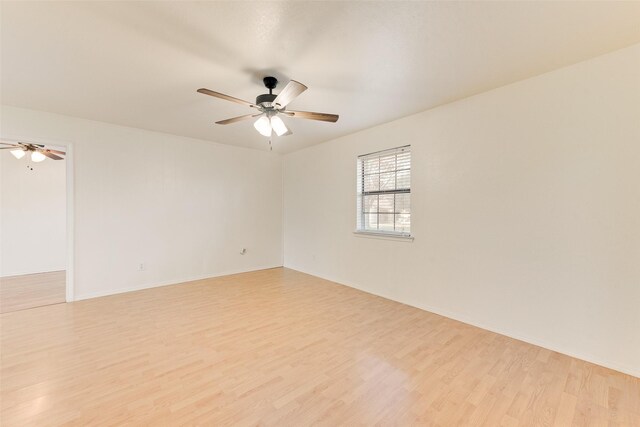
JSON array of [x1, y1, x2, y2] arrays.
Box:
[[356, 145, 411, 236]]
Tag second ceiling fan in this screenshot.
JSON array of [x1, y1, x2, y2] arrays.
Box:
[[0, 141, 66, 162], [197, 77, 339, 138]]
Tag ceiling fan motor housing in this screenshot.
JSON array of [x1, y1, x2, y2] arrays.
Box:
[[256, 93, 277, 107]]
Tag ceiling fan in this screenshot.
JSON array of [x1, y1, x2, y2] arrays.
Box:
[[197, 76, 339, 139], [0, 141, 66, 162]]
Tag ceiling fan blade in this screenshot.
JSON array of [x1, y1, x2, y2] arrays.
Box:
[[273, 80, 307, 108], [38, 150, 63, 160], [0, 147, 21, 150], [197, 88, 255, 108], [46, 149, 66, 155], [215, 114, 261, 125], [0, 142, 20, 146], [282, 110, 339, 123]]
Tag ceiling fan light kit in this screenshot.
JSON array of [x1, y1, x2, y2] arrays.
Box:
[[31, 151, 47, 162], [197, 76, 339, 147], [254, 115, 272, 137], [270, 116, 288, 137], [10, 149, 26, 159]]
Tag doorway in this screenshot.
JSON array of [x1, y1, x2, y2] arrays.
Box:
[[0, 140, 70, 313]]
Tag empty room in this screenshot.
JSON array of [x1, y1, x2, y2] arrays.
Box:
[[0, 1, 638, 425]]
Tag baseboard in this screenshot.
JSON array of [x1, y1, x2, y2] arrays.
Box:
[[284, 264, 639, 379], [73, 264, 283, 301]]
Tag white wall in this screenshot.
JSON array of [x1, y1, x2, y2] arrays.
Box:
[[1, 149, 66, 276], [284, 44, 640, 377], [0, 106, 283, 300]]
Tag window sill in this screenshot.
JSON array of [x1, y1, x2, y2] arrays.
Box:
[[353, 231, 414, 242]]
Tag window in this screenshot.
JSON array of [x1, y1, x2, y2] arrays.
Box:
[[356, 146, 411, 237]]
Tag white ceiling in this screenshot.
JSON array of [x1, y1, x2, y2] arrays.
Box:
[[2, 1, 640, 153]]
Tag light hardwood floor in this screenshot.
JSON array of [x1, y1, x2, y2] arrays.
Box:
[[1, 268, 638, 426], [0, 271, 66, 314]]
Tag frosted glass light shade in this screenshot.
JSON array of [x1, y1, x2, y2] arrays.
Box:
[[253, 116, 272, 137], [270, 116, 288, 136], [31, 151, 46, 162], [10, 149, 26, 159]]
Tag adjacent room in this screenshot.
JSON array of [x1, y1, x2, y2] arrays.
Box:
[[0, 143, 67, 313], [1, 1, 638, 425]]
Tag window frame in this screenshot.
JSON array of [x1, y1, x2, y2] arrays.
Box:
[[355, 145, 412, 240]]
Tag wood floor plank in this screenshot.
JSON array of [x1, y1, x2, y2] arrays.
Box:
[[0, 268, 638, 425]]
